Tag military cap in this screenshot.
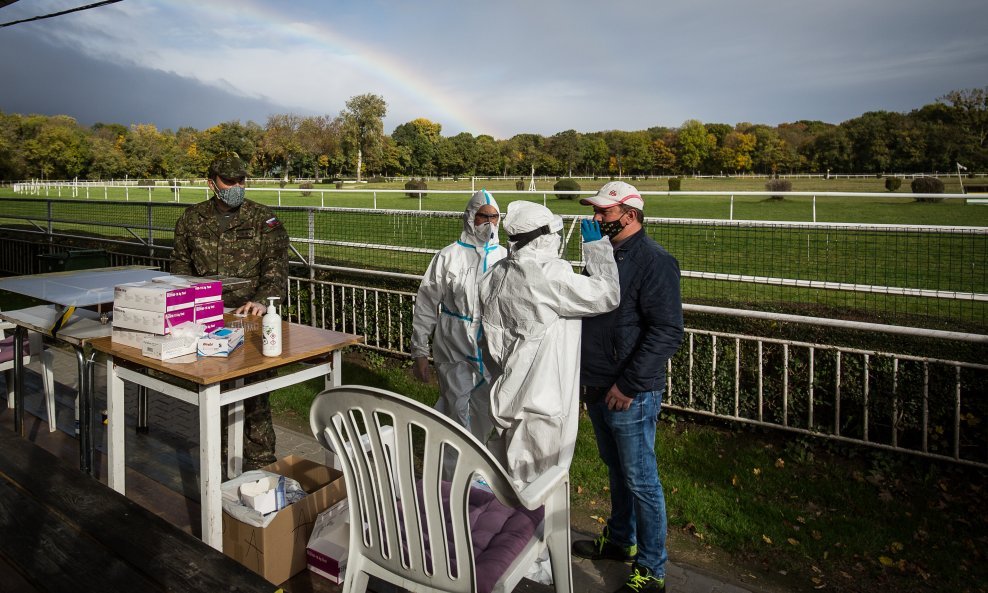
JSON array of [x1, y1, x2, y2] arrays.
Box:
[[208, 151, 247, 179]]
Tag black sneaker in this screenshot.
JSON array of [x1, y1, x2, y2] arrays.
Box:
[[572, 527, 637, 562], [614, 564, 665, 593]]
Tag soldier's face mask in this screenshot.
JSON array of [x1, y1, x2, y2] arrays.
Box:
[[216, 185, 245, 208]]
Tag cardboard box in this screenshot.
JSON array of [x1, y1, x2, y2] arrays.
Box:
[[113, 306, 194, 335], [194, 300, 224, 324], [111, 327, 152, 349], [306, 499, 350, 583], [197, 326, 244, 357], [153, 275, 224, 304], [141, 333, 198, 360], [223, 456, 345, 585], [114, 281, 194, 312]]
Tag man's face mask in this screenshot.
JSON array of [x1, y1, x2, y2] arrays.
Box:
[[473, 221, 496, 243], [598, 218, 625, 239], [215, 185, 245, 208]]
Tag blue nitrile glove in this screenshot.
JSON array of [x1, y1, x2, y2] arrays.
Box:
[[581, 219, 603, 242]]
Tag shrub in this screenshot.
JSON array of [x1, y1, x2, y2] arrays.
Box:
[[884, 177, 902, 192], [553, 178, 581, 200], [515, 179, 526, 191], [140, 178, 154, 187], [910, 176, 945, 202], [668, 178, 681, 192], [335, 181, 344, 189], [405, 179, 428, 198], [278, 179, 287, 188], [299, 182, 313, 197], [766, 178, 792, 200]]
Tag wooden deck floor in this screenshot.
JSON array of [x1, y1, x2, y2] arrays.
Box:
[[0, 405, 340, 593]]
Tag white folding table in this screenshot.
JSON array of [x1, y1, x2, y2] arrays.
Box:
[[0, 266, 167, 473]]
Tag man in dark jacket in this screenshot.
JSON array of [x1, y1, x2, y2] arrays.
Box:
[[171, 152, 289, 470], [572, 181, 684, 593]]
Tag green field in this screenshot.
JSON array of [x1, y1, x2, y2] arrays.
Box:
[[3, 178, 986, 330], [8, 176, 988, 226]]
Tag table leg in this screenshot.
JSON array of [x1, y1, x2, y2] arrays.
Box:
[[226, 398, 244, 479], [106, 357, 126, 493], [12, 327, 25, 435], [137, 384, 149, 434], [200, 383, 223, 550], [74, 345, 97, 476]]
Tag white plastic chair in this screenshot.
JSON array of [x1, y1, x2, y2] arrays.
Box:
[[1, 320, 56, 431], [310, 385, 573, 593]]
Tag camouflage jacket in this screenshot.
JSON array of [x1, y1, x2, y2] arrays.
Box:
[[170, 198, 289, 308]]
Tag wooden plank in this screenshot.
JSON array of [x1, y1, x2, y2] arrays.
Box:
[[0, 478, 163, 592], [0, 554, 44, 593], [0, 427, 277, 593]]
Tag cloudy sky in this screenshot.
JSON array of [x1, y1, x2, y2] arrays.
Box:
[[1, 0, 986, 139]]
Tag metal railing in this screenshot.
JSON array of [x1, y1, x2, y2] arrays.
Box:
[[1, 196, 984, 330], [1, 199, 986, 468]]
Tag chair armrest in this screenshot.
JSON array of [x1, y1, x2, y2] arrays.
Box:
[[516, 465, 568, 509]]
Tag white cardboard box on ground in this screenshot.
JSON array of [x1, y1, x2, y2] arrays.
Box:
[[306, 499, 350, 583]]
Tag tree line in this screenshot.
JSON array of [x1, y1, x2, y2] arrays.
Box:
[[0, 87, 985, 182]]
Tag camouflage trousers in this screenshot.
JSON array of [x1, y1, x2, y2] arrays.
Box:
[[221, 371, 277, 474]]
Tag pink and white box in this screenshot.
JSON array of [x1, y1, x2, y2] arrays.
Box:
[[194, 301, 225, 333], [112, 306, 194, 335], [152, 275, 223, 304], [114, 281, 194, 313]]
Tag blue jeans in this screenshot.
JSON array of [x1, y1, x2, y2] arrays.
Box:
[[587, 390, 667, 578]]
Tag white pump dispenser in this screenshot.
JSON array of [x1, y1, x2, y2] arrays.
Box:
[[261, 296, 282, 357]]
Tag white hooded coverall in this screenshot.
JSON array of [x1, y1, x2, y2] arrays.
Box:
[[411, 190, 507, 442], [479, 200, 620, 486]]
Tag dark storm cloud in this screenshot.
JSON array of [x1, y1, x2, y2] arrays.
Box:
[[0, 28, 302, 129]]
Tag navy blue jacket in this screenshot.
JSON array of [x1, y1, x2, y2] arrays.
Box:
[[581, 228, 684, 397]]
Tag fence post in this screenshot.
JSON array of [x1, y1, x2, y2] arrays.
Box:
[[730, 195, 734, 220], [813, 195, 817, 222]]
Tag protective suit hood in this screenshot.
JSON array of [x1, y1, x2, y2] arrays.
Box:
[[502, 201, 563, 255], [460, 189, 501, 247]]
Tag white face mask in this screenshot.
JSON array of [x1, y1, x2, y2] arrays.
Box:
[[472, 221, 496, 244]]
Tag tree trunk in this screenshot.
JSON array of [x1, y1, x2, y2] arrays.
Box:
[[356, 148, 363, 183]]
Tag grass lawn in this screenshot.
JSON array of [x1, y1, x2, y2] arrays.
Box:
[[7, 177, 987, 226], [272, 350, 987, 593]]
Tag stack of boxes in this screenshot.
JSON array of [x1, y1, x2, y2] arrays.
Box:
[[110, 275, 224, 356]]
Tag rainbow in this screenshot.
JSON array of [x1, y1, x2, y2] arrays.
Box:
[[183, 0, 497, 137]]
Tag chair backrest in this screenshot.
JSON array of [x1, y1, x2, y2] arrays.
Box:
[[310, 385, 537, 593]]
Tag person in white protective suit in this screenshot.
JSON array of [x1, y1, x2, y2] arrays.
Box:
[[411, 189, 507, 442], [479, 200, 620, 487]]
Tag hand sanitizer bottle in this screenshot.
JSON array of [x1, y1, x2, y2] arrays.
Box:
[[262, 296, 282, 357]]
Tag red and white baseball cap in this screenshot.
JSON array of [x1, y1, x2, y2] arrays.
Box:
[[580, 181, 644, 210]]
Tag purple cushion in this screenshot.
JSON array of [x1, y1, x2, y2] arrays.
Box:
[[401, 481, 543, 593], [0, 336, 31, 364], [465, 486, 544, 593]]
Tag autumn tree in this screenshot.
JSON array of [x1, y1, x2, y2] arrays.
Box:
[[340, 94, 387, 181], [392, 118, 442, 175], [676, 119, 715, 174]]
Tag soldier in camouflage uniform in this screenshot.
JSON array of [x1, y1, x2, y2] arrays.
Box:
[[171, 151, 289, 470]]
